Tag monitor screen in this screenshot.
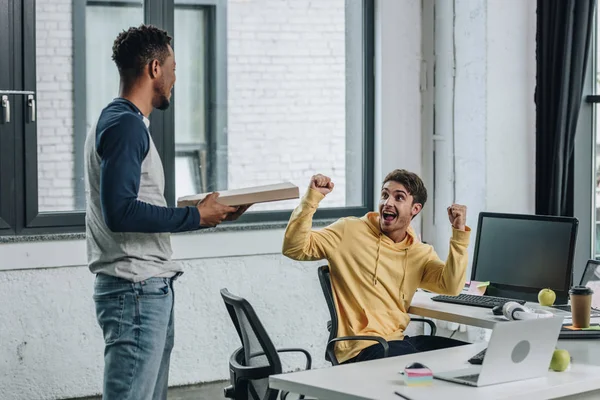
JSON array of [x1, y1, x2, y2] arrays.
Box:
[[472, 213, 578, 294]]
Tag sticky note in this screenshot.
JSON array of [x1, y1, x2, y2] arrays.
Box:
[[466, 281, 488, 295], [563, 325, 600, 331]]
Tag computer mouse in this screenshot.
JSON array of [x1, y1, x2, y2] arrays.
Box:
[[492, 305, 503, 316], [405, 362, 427, 370]]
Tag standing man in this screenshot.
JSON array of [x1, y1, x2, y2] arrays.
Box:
[[84, 25, 248, 399], [282, 170, 470, 364]]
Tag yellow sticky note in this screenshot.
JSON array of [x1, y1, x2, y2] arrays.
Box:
[[477, 281, 490, 288]]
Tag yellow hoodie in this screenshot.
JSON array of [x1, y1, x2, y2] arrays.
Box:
[[282, 188, 471, 363]]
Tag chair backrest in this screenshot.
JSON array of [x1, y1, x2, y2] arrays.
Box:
[[317, 265, 338, 363], [220, 288, 282, 400]]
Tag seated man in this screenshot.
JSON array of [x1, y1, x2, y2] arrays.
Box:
[[282, 169, 470, 364]]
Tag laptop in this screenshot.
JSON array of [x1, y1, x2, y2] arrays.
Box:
[[433, 317, 564, 387], [553, 259, 600, 317]]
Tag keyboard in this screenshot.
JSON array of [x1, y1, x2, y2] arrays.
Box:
[[467, 348, 486, 365], [430, 293, 526, 309], [455, 373, 480, 383]]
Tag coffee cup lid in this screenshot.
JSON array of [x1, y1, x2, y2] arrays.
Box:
[[569, 285, 594, 295]]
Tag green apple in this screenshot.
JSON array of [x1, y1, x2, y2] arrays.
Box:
[[550, 349, 570, 372], [538, 288, 556, 306]]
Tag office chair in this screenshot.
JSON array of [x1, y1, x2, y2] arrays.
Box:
[[220, 288, 312, 400], [318, 265, 437, 365]]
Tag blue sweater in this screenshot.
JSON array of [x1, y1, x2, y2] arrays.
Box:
[[95, 98, 200, 232]]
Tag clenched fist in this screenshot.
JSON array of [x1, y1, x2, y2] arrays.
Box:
[[310, 174, 334, 196], [447, 204, 467, 231]]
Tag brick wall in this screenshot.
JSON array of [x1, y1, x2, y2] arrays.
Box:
[[36, 0, 76, 212], [35, 0, 350, 212], [226, 0, 347, 211]]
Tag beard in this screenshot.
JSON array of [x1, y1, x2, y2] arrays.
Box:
[[155, 95, 170, 110]]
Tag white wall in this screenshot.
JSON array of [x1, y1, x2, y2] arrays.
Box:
[[428, 0, 537, 274], [1, 1, 538, 399]]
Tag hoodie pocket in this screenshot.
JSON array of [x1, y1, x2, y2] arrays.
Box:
[[359, 308, 410, 337]]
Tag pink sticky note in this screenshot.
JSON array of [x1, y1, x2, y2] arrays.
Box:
[[466, 281, 488, 296]]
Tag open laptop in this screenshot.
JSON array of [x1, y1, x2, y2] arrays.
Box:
[[433, 317, 564, 387], [553, 259, 600, 317]]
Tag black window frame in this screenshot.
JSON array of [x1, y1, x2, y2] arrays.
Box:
[[0, 0, 375, 236]]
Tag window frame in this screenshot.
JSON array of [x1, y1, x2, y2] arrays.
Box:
[[575, 7, 597, 281], [1, 0, 375, 236]]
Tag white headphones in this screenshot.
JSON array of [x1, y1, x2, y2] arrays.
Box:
[[502, 301, 554, 320]]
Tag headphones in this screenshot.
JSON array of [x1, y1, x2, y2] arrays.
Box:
[[502, 301, 554, 320]]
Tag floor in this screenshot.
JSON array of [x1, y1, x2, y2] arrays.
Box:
[[74, 380, 227, 400]]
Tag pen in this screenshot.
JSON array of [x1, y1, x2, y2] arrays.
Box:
[[394, 391, 412, 400]]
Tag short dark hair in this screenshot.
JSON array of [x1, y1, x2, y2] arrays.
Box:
[[112, 24, 172, 83], [383, 169, 427, 207]]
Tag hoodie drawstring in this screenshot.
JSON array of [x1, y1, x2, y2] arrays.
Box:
[[399, 248, 408, 300], [373, 234, 382, 285]]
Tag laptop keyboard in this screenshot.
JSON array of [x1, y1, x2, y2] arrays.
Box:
[[468, 348, 487, 365], [456, 374, 480, 383], [553, 304, 600, 317], [431, 293, 526, 309]]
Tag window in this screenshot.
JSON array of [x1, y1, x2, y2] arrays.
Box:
[[0, 0, 374, 236], [584, 8, 599, 261], [591, 12, 600, 258]]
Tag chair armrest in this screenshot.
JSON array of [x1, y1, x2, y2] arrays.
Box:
[[276, 348, 312, 400], [410, 317, 437, 336], [229, 347, 273, 380], [326, 335, 389, 366], [276, 347, 312, 371]]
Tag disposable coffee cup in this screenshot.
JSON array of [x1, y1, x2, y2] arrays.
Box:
[[569, 285, 594, 328]]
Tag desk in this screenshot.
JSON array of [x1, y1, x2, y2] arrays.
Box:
[[270, 292, 600, 400], [408, 291, 572, 330]]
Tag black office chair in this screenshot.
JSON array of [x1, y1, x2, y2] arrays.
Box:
[[318, 265, 437, 365], [220, 288, 312, 400]]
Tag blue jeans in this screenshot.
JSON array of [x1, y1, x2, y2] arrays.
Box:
[[93, 273, 180, 400]]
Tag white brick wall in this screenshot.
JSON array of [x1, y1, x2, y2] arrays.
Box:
[[36, 0, 76, 212], [226, 0, 347, 211], [36, 0, 353, 212]]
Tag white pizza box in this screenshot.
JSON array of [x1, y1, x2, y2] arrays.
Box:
[[176, 181, 300, 207]]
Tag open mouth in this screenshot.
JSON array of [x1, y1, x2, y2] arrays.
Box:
[[382, 211, 397, 223]]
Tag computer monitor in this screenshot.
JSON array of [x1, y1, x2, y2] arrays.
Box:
[[471, 212, 578, 304]]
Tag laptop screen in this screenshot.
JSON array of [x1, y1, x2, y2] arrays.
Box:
[[581, 260, 600, 310]]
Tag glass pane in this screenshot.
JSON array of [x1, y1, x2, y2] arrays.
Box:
[[174, 5, 208, 201], [35, 0, 143, 212], [172, 0, 366, 212], [596, 104, 600, 257], [226, 0, 364, 212]]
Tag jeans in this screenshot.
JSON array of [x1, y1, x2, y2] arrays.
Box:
[[345, 335, 468, 363], [93, 273, 180, 400]]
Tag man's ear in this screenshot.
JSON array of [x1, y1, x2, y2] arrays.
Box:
[[411, 203, 423, 217], [149, 59, 161, 79]]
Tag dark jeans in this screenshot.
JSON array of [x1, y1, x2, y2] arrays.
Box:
[[344, 335, 468, 363]]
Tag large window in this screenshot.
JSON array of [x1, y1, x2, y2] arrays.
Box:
[[592, 12, 600, 258], [0, 0, 374, 236]]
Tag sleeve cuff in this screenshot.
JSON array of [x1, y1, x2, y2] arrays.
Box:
[[303, 188, 325, 207], [451, 226, 471, 244], [190, 206, 201, 229]]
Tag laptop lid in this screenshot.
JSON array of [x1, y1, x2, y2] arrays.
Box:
[[580, 259, 600, 310], [478, 317, 564, 386]]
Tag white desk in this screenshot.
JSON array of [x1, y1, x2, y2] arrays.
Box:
[[408, 291, 572, 330], [270, 342, 600, 400], [270, 292, 600, 400]]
